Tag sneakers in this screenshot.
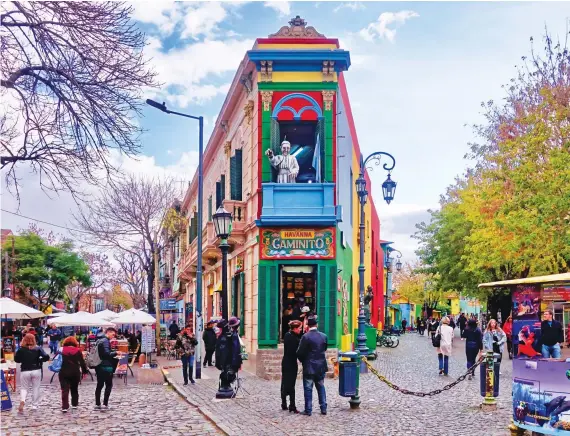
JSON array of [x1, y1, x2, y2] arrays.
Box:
[[321, 410, 327, 415], [102, 405, 109, 410], [62, 409, 69, 413], [438, 369, 444, 375], [94, 405, 101, 410], [183, 382, 188, 386], [300, 410, 312, 416], [71, 406, 78, 409], [190, 380, 196, 385]]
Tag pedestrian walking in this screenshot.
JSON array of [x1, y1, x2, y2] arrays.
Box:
[[296, 317, 328, 416], [435, 317, 454, 376], [94, 327, 119, 410], [47, 324, 62, 355], [427, 317, 438, 340], [540, 309, 563, 358], [458, 313, 467, 341], [59, 336, 90, 412], [202, 321, 217, 367], [418, 318, 426, 335], [502, 316, 513, 359], [35, 324, 45, 349], [281, 320, 302, 413], [14, 333, 50, 413], [176, 330, 198, 385], [483, 319, 507, 373], [463, 319, 483, 380], [169, 320, 180, 340], [401, 318, 407, 334]]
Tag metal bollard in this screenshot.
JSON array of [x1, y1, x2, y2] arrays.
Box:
[[480, 350, 499, 411]]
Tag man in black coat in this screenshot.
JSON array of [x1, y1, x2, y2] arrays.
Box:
[[541, 309, 564, 359], [296, 316, 328, 416], [202, 321, 217, 367], [458, 313, 467, 340], [281, 320, 302, 413], [168, 321, 180, 340]]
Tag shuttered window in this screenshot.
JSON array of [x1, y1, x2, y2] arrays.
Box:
[[258, 264, 278, 347], [189, 213, 198, 243], [230, 149, 243, 201], [208, 196, 212, 221], [215, 181, 222, 209], [317, 264, 337, 347]]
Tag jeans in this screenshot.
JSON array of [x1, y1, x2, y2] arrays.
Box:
[[466, 342, 479, 376], [59, 374, 80, 409], [95, 367, 113, 406], [302, 374, 327, 414], [181, 354, 195, 383], [438, 353, 449, 375], [49, 340, 59, 354], [541, 343, 561, 358], [20, 369, 42, 406]]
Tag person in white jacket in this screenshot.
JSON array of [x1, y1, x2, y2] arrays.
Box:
[[436, 317, 454, 376]]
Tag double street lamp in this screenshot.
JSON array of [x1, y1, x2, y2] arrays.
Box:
[[354, 151, 397, 359], [146, 99, 205, 379]]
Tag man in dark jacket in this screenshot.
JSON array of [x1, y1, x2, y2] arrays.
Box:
[[95, 327, 118, 410], [458, 313, 467, 340], [541, 310, 564, 359], [202, 321, 217, 367], [214, 319, 242, 398], [169, 321, 180, 340], [296, 317, 328, 416]]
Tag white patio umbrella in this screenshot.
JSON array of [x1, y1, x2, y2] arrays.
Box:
[[96, 309, 119, 321], [52, 311, 115, 327], [0, 297, 46, 319], [112, 308, 156, 325]]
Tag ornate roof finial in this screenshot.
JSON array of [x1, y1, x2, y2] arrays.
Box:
[[269, 15, 325, 39]]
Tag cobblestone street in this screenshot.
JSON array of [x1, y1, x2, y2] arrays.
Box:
[[1, 378, 221, 435], [163, 330, 513, 436]]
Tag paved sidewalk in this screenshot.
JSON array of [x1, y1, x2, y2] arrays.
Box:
[[160, 332, 515, 436]]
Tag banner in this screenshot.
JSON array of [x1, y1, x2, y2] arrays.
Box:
[[1, 371, 12, 411], [260, 228, 335, 260], [512, 284, 570, 433]]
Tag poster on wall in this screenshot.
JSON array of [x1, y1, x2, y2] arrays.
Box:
[[261, 228, 335, 260], [512, 285, 570, 434]]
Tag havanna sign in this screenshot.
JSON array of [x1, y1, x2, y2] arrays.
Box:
[[261, 228, 335, 260]]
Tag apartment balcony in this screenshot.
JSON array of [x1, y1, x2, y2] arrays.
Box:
[[223, 199, 247, 244], [258, 183, 341, 227]]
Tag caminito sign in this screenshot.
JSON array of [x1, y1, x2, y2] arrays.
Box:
[[261, 228, 335, 260]]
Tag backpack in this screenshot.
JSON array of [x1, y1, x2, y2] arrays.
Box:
[[48, 353, 63, 373], [432, 328, 442, 348], [86, 340, 102, 368]]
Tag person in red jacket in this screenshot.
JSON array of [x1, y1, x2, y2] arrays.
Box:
[[502, 316, 513, 359], [59, 336, 90, 412]]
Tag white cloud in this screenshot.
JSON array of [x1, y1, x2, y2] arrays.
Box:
[[130, 2, 181, 36], [264, 2, 291, 17], [180, 2, 227, 40], [359, 10, 419, 42], [333, 2, 366, 13], [145, 37, 253, 106]]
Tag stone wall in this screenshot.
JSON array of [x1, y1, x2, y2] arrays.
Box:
[[255, 348, 339, 380]]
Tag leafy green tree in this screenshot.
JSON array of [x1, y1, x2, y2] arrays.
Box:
[[2, 233, 91, 310]]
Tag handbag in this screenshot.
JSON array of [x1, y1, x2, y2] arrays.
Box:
[[432, 329, 442, 348]]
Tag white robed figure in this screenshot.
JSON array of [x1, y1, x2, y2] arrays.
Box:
[[265, 139, 299, 183]]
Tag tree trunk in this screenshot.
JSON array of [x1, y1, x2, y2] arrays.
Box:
[[147, 267, 155, 314]]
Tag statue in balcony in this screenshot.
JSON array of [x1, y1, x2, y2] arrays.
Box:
[[265, 139, 299, 183]]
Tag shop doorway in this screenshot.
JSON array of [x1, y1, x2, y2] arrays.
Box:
[[280, 265, 316, 341]]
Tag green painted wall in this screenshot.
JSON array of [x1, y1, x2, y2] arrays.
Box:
[[335, 230, 353, 345]]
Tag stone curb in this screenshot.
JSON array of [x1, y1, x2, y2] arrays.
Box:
[[161, 368, 233, 436]]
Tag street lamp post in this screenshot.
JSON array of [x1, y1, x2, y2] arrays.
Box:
[[145, 99, 205, 379], [213, 206, 232, 321], [350, 151, 396, 410]]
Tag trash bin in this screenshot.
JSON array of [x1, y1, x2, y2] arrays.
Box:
[[479, 353, 500, 397], [338, 351, 360, 397]]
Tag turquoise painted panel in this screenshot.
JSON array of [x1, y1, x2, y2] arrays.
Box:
[[258, 183, 338, 226]]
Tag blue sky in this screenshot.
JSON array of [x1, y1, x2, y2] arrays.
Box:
[[3, 1, 569, 262]]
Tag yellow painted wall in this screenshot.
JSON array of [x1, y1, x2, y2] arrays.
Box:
[[258, 71, 337, 83], [451, 297, 460, 316]]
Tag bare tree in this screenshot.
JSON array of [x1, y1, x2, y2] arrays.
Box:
[[66, 252, 115, 312], [114, 250, 147, 309], [1, 2, 158, 200], [73, 174, 178, 313]]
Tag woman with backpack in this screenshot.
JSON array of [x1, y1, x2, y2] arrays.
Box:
[[14, 333, 50, 413], [59, 336, 90, 412]]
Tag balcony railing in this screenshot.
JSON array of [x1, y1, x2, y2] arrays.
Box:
[[258, 183, 341, 226]]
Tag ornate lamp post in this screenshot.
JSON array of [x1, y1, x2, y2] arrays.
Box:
[[384, 247, 402, 327], [213, 206, 232, 321], [354, 152, 397, 358]]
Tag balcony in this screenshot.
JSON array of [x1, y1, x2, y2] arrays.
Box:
[[223, 199, 247, 244], [258, 183, 340, 227]]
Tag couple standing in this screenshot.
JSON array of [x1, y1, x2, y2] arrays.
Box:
[[281, 317, 328, 416]]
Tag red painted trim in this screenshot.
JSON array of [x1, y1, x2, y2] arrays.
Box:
[[256, 38, 340, 47]]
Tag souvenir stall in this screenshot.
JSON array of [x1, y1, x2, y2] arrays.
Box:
[[479, 273, 570, 435]]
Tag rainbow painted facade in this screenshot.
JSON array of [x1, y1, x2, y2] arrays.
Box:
[[176, 17, 386, 378]]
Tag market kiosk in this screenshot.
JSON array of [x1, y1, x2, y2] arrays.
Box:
[[479, 273, 570, 435]]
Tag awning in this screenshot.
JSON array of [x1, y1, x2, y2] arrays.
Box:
[[478, 273, 570, 288], [389, 305, 400, 311]]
